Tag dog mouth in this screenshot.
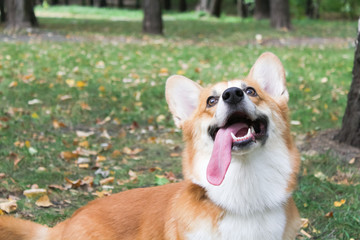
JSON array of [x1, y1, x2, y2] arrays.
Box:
[[208, 112, 268, 148], [206, 112, 268, 186]]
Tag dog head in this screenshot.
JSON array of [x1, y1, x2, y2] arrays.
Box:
[[166, 52, 294, 188]]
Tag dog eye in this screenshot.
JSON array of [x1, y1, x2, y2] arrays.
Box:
[[206, 96, 219, 107], [245, 87, 257, 97]]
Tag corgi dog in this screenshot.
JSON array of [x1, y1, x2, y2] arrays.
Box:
[[0, 52, 300, 240]]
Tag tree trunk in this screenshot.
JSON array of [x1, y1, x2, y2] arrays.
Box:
[[179, 0, 187, 12], [64, 0, 69, 5], [5, 0, 38, 31], [237, 0, 248, 18], [118, 0, 124, 8], [99, 0, 107, 7], [270, 0, 291, 30], [254, 0, 270, 19], [335, 19, 360, 148], [135, 0, 141, 9], [198, 0, 209, 12], [209, 0, 222, 17], [164, 0, 171, 10], [143, 0, 163, 35], [305, 0, 319, 19], [52, 0, 59, 5], [0, 0, 5, 23], [90, 0, 94, 6]]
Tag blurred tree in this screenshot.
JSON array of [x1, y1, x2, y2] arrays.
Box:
[[143, 0, 163, 35], [335, 19, 360, 148], [164, 0, 171, 10], [118, 0, 123, 8], [254, 0, 269, 19], [0, 0, 5, 23], [237, 0, 248, 18], [90, 0, 94, 6], [198, 0, 209, 11], [270, 0, 291, 30], [5, 0, 38, 31], [100, 0, 107, 7], [305, 0, 319, 19], [52, 0, 59, 5], [209, 0, 222, 17], [64, 0, 69, 5], [179, 0, 187, 12]]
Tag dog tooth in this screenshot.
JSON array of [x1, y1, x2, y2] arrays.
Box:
[[231, 132, 238, 141]]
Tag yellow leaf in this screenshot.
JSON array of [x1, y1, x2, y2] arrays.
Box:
[[31, 112, 39, 119], [96, 155, 107, 162], [100, 177, 114, 185], [76, 81, 87, 88], [8, 81, 18, 88], [65, 79, 75, 87], [92, 190, 111, 198], [23, 189, 47, 199], [98, 86, 105, 92], [334, 199, 346, 207], [176, 70, 185, 75], [35, 195, 53, 207], [79, 140, 89, 148], [25, 140, 31, 148], [60, 151, 78, 161], [330, 112, 338, 121], [78, 163, 89, 169], [324, 103, 328, 110], [0, 200, 17, 213]]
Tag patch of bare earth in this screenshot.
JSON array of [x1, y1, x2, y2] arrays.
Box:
[[297, 129, 360, 163]]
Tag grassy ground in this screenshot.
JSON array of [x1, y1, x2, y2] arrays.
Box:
[[0, 6, 359, 239]]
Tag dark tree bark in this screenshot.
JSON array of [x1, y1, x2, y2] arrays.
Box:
[[52, 0, 59, 5], [0, 0, 5, 23], [237, 0, 248, 18], [5, 0, 38, 31], [99, 0, 107, 7], [81, 0, 86, 6], [118, 0, 124, 8], [305, 0, 319, 19], [143, 0, 163, 35], [135, 0, 141, 9], [335, 20, 360, 148], [64, 0, 69, 5], [179, 0, 187, 12], [164, 0, 171, 10], [90, 0, 94, 6], [270, 0, 291, 30], [254, 0, 270, 19], [209, 0, 222, 17]]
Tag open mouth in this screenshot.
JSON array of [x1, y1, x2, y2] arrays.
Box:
[[208, 112, 268, 148]]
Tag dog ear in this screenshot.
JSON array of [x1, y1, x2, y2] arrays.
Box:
[[248, 52, 289, 102], [166, 75, 202, 128]]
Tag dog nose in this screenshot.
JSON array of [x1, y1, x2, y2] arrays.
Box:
[[222, 87, 244, 104]]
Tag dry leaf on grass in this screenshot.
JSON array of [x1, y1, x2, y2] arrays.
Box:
[[35, 195, 53, 208], [0, 199, 17, 213], [100, 177, 114, 185], [23, 189, 47, 199]]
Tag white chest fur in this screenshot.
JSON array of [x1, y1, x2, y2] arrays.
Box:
[[185, 207, 286, 240]]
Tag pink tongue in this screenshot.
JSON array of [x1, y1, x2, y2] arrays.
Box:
[[206, 123, 247, 186]]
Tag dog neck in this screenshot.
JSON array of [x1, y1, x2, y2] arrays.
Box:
[[185, 137, 293, 217]]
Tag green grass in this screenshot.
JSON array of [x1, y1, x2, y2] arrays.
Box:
[[0, 6, 359, 239]]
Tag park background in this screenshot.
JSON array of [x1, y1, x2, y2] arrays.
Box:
[[0, 0, 359, 239]]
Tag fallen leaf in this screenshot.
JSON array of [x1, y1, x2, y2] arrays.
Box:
[[23, 189, 47, 199], [59, 95, 72, 101], [349, 158, 355, 164], [76, 148, 97, 156], [79, 140, 89, 148], [96, 155, 107, 163], [101, 130, 111, 139], [170, 152, 180, 157], [60, 151, 78, 161], [300, 229, 312, 239], [325, 211, 334, 218], [100, 177, 114, 185], [8, 81, 18, 88], [76, 81, 87, 88], [92, 190, 111, 198], [97, 116, 111, 125], [128, 170, 138, 181], [334, 199, 346, 207], [31, 112, 39, 119], [123, 147, 143, 155], [78, 163, 89, 169], [53, 119, 67, 129], [80, 102, 92, 111], [28, 99, 42, 105], [35, 195, 53, 207], [0, 199, 17, 213], [48, 184, 65, 191], [65, 178, 82, 188], [301, 218, 309, 228], [76, 130, 95, 138], [0, 173, 5, 179], [65, 79, 75, 87]]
